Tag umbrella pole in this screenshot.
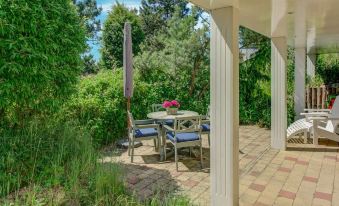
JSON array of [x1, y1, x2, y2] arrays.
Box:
[[127, 96, 131, 138], [127, 96, 131, 112], [127, 96, 131, 127]]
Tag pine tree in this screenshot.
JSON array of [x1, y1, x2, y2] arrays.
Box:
[[140, 0, 189, 39], [101, 3, 144, 69]]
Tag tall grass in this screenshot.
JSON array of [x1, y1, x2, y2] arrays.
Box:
[[0, 119, 135, 205], [0, 119, 192, 205]]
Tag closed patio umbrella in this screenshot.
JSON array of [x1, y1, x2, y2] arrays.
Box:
[[123, 22, 133, 110], [120, 22, 141, 148]]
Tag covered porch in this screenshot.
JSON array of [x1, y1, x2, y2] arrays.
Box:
[[187, 0, 339, 205]]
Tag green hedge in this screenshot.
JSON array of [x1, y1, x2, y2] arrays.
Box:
[[62, 69, 210, 146], [0, 0, 86, 125]]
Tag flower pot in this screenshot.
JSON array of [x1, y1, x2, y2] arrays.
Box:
[[166, 107, 178, 115]]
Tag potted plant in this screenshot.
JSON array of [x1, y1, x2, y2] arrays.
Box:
[[162, 100, 180, 115]]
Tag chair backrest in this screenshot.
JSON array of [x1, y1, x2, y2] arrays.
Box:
[[330, 95, 339, 118], [173, 116, 201, 133], [127, 111, 136, 129], [206, 105, 210, 119], [323, 96, 339, 134], [152, 104, 164, 112], [325, 120, 336, 132]]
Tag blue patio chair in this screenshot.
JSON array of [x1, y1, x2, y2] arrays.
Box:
[[151, 103, 174, 126], [128, 112, 161, 163], [201, 105, 211, 146], [163, 116, 202, 171]]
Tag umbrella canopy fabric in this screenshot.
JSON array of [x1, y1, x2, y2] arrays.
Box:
[[123, 22, 133, 98]]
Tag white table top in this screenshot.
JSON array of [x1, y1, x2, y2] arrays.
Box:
[[147, 110, 199, 120]]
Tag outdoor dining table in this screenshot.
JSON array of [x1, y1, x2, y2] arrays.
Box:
[[147, 110, 199, 161]]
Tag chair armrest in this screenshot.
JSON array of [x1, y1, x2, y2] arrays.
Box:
[[304, 109, 331, 113], [136, 124, 159, 129], [307, 116, 328, 121], [135, 119, 155, 125], [163, 124, 174, 132], [201, 119, 210, 124], [301, 112, 329, 117], [327, 117, 339, 120], [201, 115, 209, 120]]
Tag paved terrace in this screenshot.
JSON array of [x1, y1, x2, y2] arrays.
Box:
[[102, 125, 339, 206]]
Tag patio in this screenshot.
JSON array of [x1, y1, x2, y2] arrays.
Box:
[[103, 125, 339, 205]]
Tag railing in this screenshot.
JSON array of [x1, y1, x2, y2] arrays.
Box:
[[306, 86, 327, 109], [305, 84, 339, 109]]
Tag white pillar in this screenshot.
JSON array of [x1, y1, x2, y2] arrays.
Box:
[[210, 6, 239, 206], [294, 48, 306, 119], [271, 37, 287, 150], [307, 54, 316, 77]]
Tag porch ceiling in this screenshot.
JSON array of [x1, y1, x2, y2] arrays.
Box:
[[190, 0, 339, 54]]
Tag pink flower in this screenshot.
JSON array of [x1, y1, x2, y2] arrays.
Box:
[[162, 101, 172, 108], [162, 100, 180, 108], [171, 100, 180, 108]]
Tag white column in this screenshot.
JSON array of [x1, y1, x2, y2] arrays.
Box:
[[307, 54, 316, 77], [271, 37, 287, 150], [294, 48, 306, 119], [210, 6, 239, 206]]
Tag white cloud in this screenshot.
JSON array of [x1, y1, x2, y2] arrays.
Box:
[[100, 2, 140, 13], [101, 3, 113, 12]]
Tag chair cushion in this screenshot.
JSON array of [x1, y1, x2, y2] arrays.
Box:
[[164, 119, 174, 126], [166, 132, 199, 143], [201, 124, 210, 132], [135, 128, 158, 138]]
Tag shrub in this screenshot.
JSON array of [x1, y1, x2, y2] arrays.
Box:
[[316, 53, 339, 85], [62, 69, 158, 146], [62, 66, 211, 146], [0, 0, 86, 126]]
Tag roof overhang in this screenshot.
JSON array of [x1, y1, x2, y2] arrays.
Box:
[[190, 0, 339, 54]]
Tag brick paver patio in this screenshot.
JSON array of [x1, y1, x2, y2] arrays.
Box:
[[102, 125, 339, 206]]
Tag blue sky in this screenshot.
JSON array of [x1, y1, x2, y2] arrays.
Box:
[[90, 0, 142, 60]]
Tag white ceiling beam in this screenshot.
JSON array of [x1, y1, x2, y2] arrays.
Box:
[[189, 0, 339, 54], [294, 0, 306, 48], [271, 0, 287, 37]]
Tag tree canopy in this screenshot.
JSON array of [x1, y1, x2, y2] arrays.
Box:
[[74, 0, 102, 40], [135, 7, 210, 111], [100, 3, 144, 69], [139, 0, 189, 39]]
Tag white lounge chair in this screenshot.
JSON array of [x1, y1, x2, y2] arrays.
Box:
[[287, 118, 313, 143], [315, 96, 339, 142], [287, 95, 339, 143], [317, 117, 339, 143]]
